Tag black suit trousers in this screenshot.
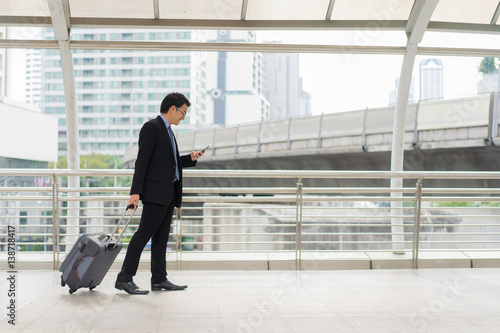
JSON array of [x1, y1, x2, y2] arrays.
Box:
[[117, 194, 176, 284]]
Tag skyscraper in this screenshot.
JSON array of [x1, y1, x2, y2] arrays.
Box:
[[40, 28, 208, 156], [206, 30, 269, 126], [419, 58, 443, 101], [265, 51, 302, 119], [25, 49, 42, 108], [0, 27, 7, 98], [389, 77, 415, 105]]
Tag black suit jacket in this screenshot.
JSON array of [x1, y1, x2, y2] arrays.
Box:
[[130, 115, 196, 207]]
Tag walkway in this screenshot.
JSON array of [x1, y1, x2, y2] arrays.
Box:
[[1, 269, 500, 332]]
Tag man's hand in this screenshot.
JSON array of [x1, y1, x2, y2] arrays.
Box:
[[128, 194, 140, 209], [190, 150, 205, 161]]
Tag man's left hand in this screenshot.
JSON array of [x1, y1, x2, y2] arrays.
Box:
[[190, 150, 205, 161]]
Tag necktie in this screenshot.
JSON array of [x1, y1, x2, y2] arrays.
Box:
[[167, 126, 180, 181]]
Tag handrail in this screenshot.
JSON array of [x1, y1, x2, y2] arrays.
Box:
[[1, 169, 500, 271], [1, 168, 500, 179]]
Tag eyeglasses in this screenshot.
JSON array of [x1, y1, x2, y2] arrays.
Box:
[[175, 107, 187, 118]]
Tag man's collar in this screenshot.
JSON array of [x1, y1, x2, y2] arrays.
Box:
[[160, 114, 171, 128]]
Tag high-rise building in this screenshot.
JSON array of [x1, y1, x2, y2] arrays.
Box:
[[389, 77, 415, 105], [40, 28, 208, 156], [419, 58, 443, 101], [206, 30, 269, 126], [265, 52, 301, 119], [299, 78, 312, 116], [0, 27, 7, 98], [25, 49, 42, 108]]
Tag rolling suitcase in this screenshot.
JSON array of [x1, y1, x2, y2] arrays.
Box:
[[59, 204, 136, 294]]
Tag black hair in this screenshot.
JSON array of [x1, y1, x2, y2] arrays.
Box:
[[160, 92, 191, 114]]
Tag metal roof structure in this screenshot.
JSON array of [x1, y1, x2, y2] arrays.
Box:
[[1, 0, 500, 180]]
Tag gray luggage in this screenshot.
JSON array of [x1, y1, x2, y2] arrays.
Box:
[[59, 205, 136, 294]]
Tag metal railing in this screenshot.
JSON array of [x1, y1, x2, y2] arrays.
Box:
[[1, 169, 500, 270]]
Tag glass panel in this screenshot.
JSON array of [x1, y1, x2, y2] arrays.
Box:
[[431, 0, 499, 24], [421, 32, 500, 49], [0, 0, 49, 16], [160, 0, 243, 20], [9, 26, 52, 40], [331, 0, 414, 20], [69, 0, 154, 19], [246, 0, 330, 20], [256, 30, 407, 46]]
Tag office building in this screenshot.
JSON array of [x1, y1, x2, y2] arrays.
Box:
[[40, 28, 208, 156], [206, 30, 270, 126], [419, 58, 443, 101], [389, 77, 415, 105], [25, 49, 42, 108], [0, 27, 7, 97], [264, 52, 304, 119], [299, 78, 312, 116], [0, 96, 57, 169]]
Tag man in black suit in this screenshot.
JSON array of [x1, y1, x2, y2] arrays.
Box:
[[115, 92, 204, 294]]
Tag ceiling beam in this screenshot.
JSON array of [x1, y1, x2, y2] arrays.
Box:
[[2, 39, 500, 57], [68, 40, 406, 54], [325, 0, 336, 20], [427, 21, 500, 34], [491, 1, 500, 25], [406, 0, 440, 43], [153, 0, 160, 19], [47, 0, 70, 40], [241, 0, 249, 20], [1, 16, 500, 34], [68, 18, 408, 30]]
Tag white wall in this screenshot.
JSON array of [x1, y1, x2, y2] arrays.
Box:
[[0, 97, 58, 162], [225, 95, 263, 125]]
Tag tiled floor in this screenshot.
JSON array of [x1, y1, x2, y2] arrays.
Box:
[[1, 268, 500, 332]]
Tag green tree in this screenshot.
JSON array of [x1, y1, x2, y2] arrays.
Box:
[[50, 154, 130, 188], [478, 57, 498, 76]]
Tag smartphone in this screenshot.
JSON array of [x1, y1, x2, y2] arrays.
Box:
[[201, 145, 210, 153]]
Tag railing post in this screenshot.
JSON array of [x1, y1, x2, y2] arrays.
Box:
[[175, 207, 182, 270], [412, 101, 421, 149], [286, 116, 292, 150], [52, 174, 59, 270], [317, 113, 324, 148], [485, 91, 499, 145], [295, 177, 303, 270], [412, 178, 423, 269], [361, 107, 368, 152], [257, 119, 263, 153]]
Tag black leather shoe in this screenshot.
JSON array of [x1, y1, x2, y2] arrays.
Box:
[[115, 281, 149, 294], [151, 279, 187, 291]]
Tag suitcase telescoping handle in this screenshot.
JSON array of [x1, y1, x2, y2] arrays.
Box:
[[106, 204, 137, 249]]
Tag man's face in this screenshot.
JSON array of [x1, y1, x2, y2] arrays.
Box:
[[169, 104, 187, 126]]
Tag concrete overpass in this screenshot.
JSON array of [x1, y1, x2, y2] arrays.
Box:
[[125, 92, 500, 188]]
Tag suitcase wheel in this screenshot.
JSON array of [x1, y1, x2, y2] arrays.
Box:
[[89, 286, 95, 291], [69, 288, 77, 294], [60, 277, 65, 287]]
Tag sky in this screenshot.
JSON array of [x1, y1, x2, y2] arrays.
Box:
[[7, 28, 500, 117], [256, 30, 497, 114]]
